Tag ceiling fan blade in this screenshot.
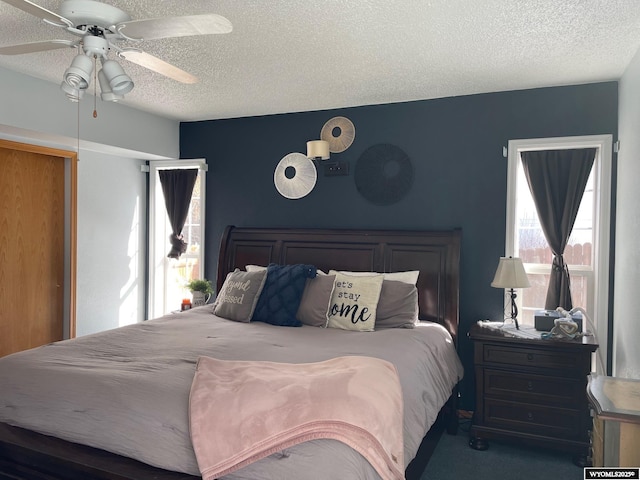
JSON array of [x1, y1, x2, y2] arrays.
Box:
[[1, 0, 71, 27], [116, 13, 232, 41], [0, 39, 77, 55], [119, 50, 198, 84]]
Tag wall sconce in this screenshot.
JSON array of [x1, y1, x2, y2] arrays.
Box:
[[306, 140, 330, 160], [307, 139, 349, 176]]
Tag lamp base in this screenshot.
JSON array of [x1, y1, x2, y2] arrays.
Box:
[[508, 288, 520, 330]]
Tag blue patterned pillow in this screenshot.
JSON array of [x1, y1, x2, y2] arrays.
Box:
[[252, 264, 317, 326]]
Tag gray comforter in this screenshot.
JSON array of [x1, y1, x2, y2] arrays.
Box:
[[0, 306, 463, 479]]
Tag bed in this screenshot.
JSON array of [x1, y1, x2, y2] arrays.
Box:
[[0, 226, 463, 480]]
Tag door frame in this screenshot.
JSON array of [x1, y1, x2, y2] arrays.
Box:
[[0, 139, 78, 338]]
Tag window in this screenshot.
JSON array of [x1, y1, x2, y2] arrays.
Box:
[[506, 135, 612, 373], [148, 159, 207, 319]]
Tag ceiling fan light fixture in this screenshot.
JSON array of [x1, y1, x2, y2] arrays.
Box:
[[101, 59, 134, 95], [6, 0, 232, 103], [63, 53, 93, 89], [60, 81, 84, 102], [98, 69, 123, 102], [81, 35, 109, 58]]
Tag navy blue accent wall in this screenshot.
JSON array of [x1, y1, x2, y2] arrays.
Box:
[[180, 82, 618, 409]]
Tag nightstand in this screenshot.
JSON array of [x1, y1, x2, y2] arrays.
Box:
[[587, 374, 640, 467], [468, 322, 598, 465]]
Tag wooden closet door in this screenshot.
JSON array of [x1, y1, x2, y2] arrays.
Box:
[[0, 146, 65, 357]]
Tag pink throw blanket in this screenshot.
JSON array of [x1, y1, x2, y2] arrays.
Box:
[[189, 355, 405, 480]]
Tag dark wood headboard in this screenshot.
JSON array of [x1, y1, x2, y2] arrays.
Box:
[[217, 226, 461, 344]]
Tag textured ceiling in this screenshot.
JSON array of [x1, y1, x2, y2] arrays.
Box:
[[1, 0, 640, 122]]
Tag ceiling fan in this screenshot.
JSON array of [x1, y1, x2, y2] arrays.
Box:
[[0, 0, 232, 101]]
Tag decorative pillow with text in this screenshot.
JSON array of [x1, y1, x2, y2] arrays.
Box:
[[213, 269, 267, 322], [326, 272, 384, 332]]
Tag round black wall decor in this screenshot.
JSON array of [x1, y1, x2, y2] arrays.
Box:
[[354, 144, 414, 206]]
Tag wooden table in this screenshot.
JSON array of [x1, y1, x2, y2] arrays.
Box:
[[587, 374, 640, 467]]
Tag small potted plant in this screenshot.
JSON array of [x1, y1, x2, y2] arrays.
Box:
[[186, 278, 214, 306]]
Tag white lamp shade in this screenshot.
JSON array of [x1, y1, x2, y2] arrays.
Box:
[[98, 69, 123, 102], [306, 140, 330, 160], [63, 53, 93, 89], [491, 257, 530, 289], [101, 59, 134, 95], [60, 81, 84, 102]]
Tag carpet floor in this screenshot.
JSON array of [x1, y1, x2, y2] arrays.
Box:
[[420, 422, 585, 480]]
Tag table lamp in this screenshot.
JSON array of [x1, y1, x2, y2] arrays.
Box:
[[491, 256, 530, 329]]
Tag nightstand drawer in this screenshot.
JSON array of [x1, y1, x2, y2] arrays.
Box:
[[484, 369, 583, 406], [483, 344, 581, 370], [484, 398, 583, 438]]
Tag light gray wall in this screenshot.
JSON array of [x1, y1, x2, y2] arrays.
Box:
[[76, 152, 147, 336], [0, 66, 179, 159], [0, 67, 180, 336], [614, 49, 640, 378]]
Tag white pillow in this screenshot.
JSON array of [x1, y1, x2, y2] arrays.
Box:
[[245, 265, 266, 272], [326, 272, 384, 332], [247, 264, 327, 275], [328, 269, 419, 285]]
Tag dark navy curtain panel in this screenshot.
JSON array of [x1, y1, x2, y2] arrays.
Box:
[[520, 148, 596, 310], [158, 168, 199, 259]]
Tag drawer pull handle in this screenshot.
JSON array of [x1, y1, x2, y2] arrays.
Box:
[[527, 412, 534, 421], [527, 353, 534, 361], [527, 381, 534, 391]]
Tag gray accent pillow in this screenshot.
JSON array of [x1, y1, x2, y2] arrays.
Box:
[[375, 280, 418, 329], [213, 269, 267, 322], [296, 275, 335, 327]]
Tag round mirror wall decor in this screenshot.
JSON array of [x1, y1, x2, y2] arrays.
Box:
[[274, 152, 317, 199], [354, 144, 414, 205]]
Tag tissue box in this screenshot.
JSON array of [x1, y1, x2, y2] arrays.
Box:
[[534, 310, 583, 331]]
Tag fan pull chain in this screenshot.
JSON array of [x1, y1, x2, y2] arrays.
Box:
[[93, 55, 97, 118]]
